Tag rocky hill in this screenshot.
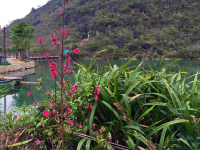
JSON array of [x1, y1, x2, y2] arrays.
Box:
[[1, 0, 200, 59]]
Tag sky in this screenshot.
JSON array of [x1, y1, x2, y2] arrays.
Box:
[[0, 0, 49, 28]]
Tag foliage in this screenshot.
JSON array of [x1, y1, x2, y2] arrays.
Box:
[[10, 22, 35, 53], [0, 62, 11, 66], [2, 0, 200, 58]]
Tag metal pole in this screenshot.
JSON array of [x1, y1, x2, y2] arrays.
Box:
[[4, 27, 6, 57]]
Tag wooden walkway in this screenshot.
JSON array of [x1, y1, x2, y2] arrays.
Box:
[[0, 76, 40, 85]]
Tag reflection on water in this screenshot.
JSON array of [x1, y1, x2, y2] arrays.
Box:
[[1, 59, 200, 113]]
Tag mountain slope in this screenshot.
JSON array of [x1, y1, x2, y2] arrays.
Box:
[[1, 0, 200, 58]]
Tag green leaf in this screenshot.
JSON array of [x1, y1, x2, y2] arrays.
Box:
[[123, 125, 145, 135], [178, 138, 192, 149], [85, 140, 92, 150], [158, 127, 167, 150], [102, 101, 120, 119], [77, 138, 87, 150], [103, 121, 115, 139], [147, 119, 189, 138], [8, 139, 33, 147], [137, 105, 155, 122], [89, 101, 98, 136]]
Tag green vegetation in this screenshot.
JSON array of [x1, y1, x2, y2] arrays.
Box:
[[10, 22, 35, 55], [0, 62, 11, 66], [2, 59, 200, 149], [1, 0, 200, 58]]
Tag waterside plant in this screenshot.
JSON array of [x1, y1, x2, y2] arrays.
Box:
[[1, 0, 200, 150]]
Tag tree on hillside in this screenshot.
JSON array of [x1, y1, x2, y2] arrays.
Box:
[[10, 22, 35, 58]]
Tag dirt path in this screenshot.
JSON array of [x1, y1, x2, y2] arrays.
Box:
[[7, 58, 25, 65]]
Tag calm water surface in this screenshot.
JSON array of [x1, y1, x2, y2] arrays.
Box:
[[1, 59, 200, 113]]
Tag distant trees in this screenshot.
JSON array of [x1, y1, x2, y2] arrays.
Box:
[[10, 22, 35, 56]]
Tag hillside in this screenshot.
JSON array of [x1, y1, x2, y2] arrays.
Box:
[[1, 0, 200, 59]]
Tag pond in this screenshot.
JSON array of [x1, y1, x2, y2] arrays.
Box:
[[1, 59, 200, 114]]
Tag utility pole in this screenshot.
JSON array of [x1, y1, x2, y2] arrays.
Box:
[[4, 27, 6, 57]]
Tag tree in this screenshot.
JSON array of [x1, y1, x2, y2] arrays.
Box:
[[10, 22, 35, 58]]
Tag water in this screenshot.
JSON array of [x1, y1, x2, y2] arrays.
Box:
[[1, 59, 200, 114]]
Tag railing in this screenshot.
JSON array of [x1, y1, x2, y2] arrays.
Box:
[[0, 52, 58, 59]]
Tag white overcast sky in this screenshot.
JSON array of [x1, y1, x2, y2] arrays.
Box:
[[0, 0, 49, 28]]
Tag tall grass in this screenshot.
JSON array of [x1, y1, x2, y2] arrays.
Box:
[[73, 58, 200, 149]]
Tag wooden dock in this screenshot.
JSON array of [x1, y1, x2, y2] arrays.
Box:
[[0, 77, 41, 85]]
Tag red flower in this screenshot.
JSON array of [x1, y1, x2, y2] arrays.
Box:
[[73, 48, 80, 54], [63, 103, 67, 108], [68, 56, 71, 61], [70, 71, 74, 75], [45, 53, 50, 57], [53, 110, 56, 114], [72, 66, 75, 69], [62, 29, 67, 35], [66, 79, 70, 82], [57, 42, 61, 47], [43, 110, 50, 117], [73, 62, 77, 65], [62, 88, 66, 91], [51, 100, 54, 106], [55, 116, 59, 121], [50, 33, 55, 36], [69, 120, 73, 125], [15, 132, 19, 137], [14, 115, 18, 120], [78, 124, 82, 128], [95, 95, 98, 101], [38, 38, 43, 43], [33, 100, 36, 105], [60, 11, 63, 14], [74, 84, 79, 89], [45, 91, 51, 96], [27, 92, 31, 97], [36, 140, 40, 145], [62, 69, 68, 73], [89, 105, 93, 110], [66, 0, 68, 2]]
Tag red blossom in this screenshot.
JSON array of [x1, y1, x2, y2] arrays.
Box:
[[63, 103, 67, 108], [27, 92, 31, 97], [33, 100, 36, 105], [73, 62, 77, 65], [78, 124, 82, 128], [57, 42, 61, 47], [69, 120, 74, 125], [51, 100, 54, 106], [60, 11, 63, 14], [95, 95, 98, 101], [53, 110, 56, 114], [55, 117, 59, 121], [14, 115, 18, 120], [74, 84, 79, 89], [62, 69, 68, 73], [68, 56, 71, 61], [62, 29, 67, 35], [45, 53, 50, 57], [38, 38, 43, 43], [72, 66, 75, 69], [50, 33, 55, 36], [43, 110, 50, 117], [70, 71, 74, 75], [73, 48, 80, 54], [45, 91, 51, 96], [15, 132, 19, 137], [89, 105, 93, 110], [66, 79, 70, 82], [36, 140, 41, 145]]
